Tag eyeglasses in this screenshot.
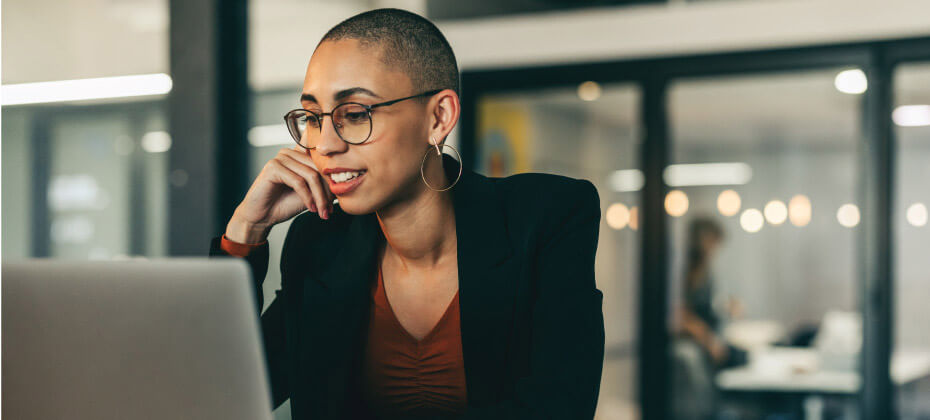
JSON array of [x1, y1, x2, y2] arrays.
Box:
[[283, 89, 444, 150]]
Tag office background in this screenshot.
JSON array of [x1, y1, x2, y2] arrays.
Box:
[[3, 1, 930, 419]]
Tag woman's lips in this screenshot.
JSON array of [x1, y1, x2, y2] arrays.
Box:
[[327, 171, 366, 195]]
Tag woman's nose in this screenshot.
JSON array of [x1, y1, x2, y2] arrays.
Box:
[[316, 116, 348, 155]]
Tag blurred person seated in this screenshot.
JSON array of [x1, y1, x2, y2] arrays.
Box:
[[672, 216, 747, 420]]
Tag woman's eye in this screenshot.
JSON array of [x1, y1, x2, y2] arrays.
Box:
[[302, 115, 321, 127], [345, 112, 367, 122]]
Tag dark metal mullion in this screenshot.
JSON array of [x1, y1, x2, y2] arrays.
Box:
[[214, 0, 250, 238], [168, 0, 249, 255], [30, 115, 52, 257], [458, 80, 479, 170], [859, 47, 895, 420], [127, 110, 148, 255], [638, 76, 671, 420], [883, 38, 930, 63]]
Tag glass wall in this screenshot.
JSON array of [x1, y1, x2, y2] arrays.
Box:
[[2, 0, 170, 260], [1, 103, 169, 260], [477, 83, 642, 420], [893, 61, 930, 420], [666, 68, 863, 419], [1, 107, 34, 258]]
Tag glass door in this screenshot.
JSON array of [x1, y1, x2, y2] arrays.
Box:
[[666, 68, 864, 420], [476, 83, 643, 419]]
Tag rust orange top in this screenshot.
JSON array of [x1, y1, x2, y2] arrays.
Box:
[[361, 257, 468, 419]]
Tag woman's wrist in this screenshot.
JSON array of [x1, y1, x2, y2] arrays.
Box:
[[225, 214, 271, 244]]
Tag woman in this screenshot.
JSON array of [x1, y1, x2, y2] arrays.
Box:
[[209, 8, 605, 420], [680, 217, 730, 367], [673, 217, 744, 420]]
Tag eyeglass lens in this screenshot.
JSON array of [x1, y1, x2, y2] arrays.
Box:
[[288, 103, 372, 148]]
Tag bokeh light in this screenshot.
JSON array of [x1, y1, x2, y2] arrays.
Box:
[[740, 208, 764, 233], [892, 105, 930, 127], [606, 203, 631, 230], [717, 190, 741, 217], [834, 69, 867, 94], [764, 200, 788, 225], [577, 81, 602, 101], [906, 203, 928, 227], [788, 195, 812, 227], [141, 131, 172, 153], [665, 190, 689, 217], [837, 204, 860, 228]]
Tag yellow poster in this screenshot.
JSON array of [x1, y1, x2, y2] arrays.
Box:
[[477, 98, 532, 177]]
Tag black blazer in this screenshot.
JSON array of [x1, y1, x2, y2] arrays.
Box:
[[209, 153, 605, 420]]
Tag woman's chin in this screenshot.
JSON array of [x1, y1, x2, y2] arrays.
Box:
[[335, 198, 373, 216]]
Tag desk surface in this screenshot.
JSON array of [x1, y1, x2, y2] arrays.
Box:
[[716, 348, 930, 393]]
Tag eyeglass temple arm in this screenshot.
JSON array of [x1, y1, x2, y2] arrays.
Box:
[[368, 89, 445, 110]]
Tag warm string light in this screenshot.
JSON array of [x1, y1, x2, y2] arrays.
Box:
[[606, 203, 631, 230], [764, 200, 788, 225], [665, 190, 689, 217], [788, 195, 812, 227], [717, 190, 741, 217], [740, 209, 764, 233]]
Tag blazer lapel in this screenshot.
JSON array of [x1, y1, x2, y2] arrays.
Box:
[[303, 207, 381, 347], [445, 153, 519, 404], [295, 208, 381, 416]]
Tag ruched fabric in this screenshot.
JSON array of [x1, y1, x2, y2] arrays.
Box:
[[361, 258, 468, 419]]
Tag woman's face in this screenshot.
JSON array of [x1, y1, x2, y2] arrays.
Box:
[[301, 39, 446, 215], [700, 231, 722, 258]]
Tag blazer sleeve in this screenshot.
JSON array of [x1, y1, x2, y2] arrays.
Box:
[[456, 179, 606, 420], [209, 235, 270, 312], [208, 234, 290, 410]]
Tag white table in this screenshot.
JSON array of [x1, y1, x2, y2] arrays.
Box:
[[717, 348, 930, 393], [716, 348, 930, 420]]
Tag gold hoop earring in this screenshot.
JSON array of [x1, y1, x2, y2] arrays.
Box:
[[420, 137, 462, 191]]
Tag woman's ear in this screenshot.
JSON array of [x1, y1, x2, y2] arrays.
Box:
[[429, 88, 460, 142]]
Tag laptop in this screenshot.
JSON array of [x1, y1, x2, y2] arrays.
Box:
[[2, 258, 274, 420]]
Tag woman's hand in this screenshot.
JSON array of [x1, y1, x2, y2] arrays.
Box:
[[726, 296, 745, 319], [708, 337, 730, 365], [224, 146, 335, 243]]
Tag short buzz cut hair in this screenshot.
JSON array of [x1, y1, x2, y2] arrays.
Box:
[[317, 8, 460, 98]]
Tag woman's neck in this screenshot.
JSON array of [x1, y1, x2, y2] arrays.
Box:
[[375, 185, 456, 272]]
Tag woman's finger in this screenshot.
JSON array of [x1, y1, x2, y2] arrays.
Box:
[[276, 153, 330, 219], [282, 146, 335, 213], [282, 146, 318, 170], [268, 158, 315, 212]]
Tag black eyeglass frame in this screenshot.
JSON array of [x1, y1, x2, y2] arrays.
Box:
[[284, 88, 445, 150]]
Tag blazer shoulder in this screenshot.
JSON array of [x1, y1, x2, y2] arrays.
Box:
[[492, 172, 600, 213], [488, 172, 601, 246]]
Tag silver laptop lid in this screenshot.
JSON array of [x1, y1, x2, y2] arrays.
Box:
[[2, 258, 274, 420]]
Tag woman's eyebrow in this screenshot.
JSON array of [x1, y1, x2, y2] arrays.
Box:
[[300, 87, 382, 104]]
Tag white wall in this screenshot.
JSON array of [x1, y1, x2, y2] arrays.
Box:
[[4, 0, 930, 87], [441, 0, 930, 71]]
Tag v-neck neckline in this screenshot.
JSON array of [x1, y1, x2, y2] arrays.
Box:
[[377, 259, 459, 345]]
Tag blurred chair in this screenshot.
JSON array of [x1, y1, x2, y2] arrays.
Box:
[[672, 337, 716, 420]]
